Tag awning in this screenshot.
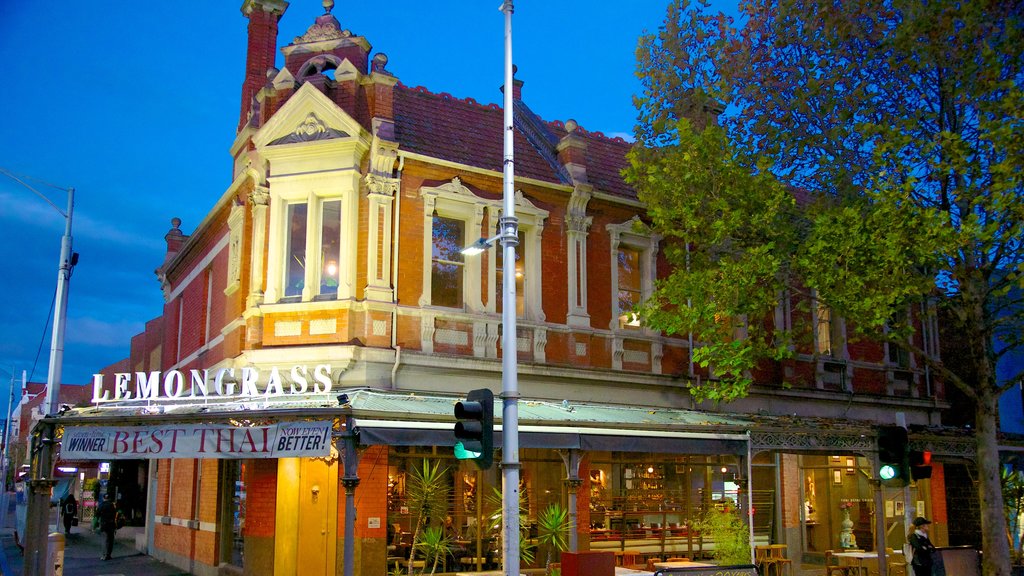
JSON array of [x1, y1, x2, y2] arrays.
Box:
[[357, 420, 748, 454]]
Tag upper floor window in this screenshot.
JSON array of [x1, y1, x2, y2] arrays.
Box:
[[265, 187, 356, 304], [285, 203, 308, 298], [495, 232, 526, 317], [815, 300, 845, 358], [617, 246, 643, 328], [431, 215, 466, 309], [320, 200, 342, 295], [607, 216, 660, 332]]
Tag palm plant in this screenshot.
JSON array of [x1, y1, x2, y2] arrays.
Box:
[[415, 526, 454, 575], [486, 485, 536, 567], [405, 460, 450, 575], [536, 503, 570, 574], [1002, 467, 1024, 562]]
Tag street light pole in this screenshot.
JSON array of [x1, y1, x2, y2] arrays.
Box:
[[499, 2, 521, 575], [44, 187, 74, 417]]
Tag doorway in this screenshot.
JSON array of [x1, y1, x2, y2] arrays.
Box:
[[274, 457, 339, 575]]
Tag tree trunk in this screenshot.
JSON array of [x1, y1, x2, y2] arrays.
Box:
[[977, 391, 1012, 576]]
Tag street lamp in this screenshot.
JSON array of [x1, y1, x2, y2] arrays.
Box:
[[1, 168, 75, 576], [0, 168, 76, 417], [458, 3, 522, 573]]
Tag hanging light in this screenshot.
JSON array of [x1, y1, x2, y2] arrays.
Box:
[[326, 260, 338, 276]]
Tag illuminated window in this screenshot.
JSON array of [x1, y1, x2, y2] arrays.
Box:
[[319, 200, 342, 295], [431, 215, 465, 308], [495, 232, 526, 317], [607, 216, 659, 332], [617, 246, 642, 328], [284, 203, 308, 298]]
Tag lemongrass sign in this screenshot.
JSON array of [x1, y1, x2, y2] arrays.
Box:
[[61, 421, 333, 460], [91, 364, 336, 403]]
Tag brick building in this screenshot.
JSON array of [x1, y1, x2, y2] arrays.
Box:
[[50, 2, 976, 575]]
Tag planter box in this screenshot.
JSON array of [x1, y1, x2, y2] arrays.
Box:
[[560, 551, 615, 576]]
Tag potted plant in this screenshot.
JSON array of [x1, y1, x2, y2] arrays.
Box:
[[697, 500, 751, 566], [405, 460, 450, 575], [415, 526, 454, 575], [487, 486, 536, 568], [536, 503, 570, 575]]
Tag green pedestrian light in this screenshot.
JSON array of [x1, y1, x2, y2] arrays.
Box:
[[879, 464, 897, 481]]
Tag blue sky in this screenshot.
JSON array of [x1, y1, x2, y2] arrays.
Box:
[[0, 1, 733, 412]]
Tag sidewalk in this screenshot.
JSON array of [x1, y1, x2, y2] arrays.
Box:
[[0, 499, 187, 576]]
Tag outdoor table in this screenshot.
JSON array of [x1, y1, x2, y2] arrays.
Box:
[[832, 550, 903, 575], [652, 561, 715, 569], [616, 567, 655, 575]]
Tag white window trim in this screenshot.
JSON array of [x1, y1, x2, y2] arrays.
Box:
[[486, 190, 548, 322], [418, 177, 491, 312], [264, 171, 360, 304], [607, 215, 660, 334]]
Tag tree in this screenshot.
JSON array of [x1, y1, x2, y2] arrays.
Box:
[[627, 1, 1024, 574]]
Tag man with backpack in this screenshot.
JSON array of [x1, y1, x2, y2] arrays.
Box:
[[96, 493, 118, 560], [60, 494, 78, 535]]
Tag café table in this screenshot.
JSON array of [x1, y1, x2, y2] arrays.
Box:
[[652, 561, 715, 570], [832, 550, 903, 575]]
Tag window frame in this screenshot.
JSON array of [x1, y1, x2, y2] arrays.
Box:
[[607, 216, 660, 333], [419, 178, 486, 311], [263, 171, 359, 304], [486, 192, 548, 322]]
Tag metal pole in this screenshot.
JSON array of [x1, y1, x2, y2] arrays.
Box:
[[499, 3, 520, 575], [746, 434, 755, 565], [341, 416, 360, 576], [44, 188, 74, 417], [1, 369, 15, 527], [872, 455, 888, 576]]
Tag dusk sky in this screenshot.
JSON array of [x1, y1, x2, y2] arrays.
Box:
[[0, 1, 732, 412]]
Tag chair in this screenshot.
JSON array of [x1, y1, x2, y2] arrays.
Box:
[[886, 548, 907, 576], [619, 551, 641, 567], [768, 544, 792, 576], [756, 546, 777, 576]]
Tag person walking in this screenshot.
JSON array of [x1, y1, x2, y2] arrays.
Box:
[[61, 494, 78, 535], [96, 493, 117, 560], [907, 516, 937, 576]]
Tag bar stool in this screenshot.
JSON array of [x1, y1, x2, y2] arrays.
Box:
[[768, 544, 792, 576]]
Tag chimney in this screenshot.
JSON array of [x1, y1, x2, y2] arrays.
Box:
[[499, 64, 524, 101], [164, 217, 188, 264], [556, 119, 588, 184], [239, 0, 289, 131]]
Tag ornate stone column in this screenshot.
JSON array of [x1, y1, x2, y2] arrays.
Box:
[[247, 185, 270, 308]]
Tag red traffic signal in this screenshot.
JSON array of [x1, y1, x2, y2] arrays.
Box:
[[910, 450, 932, 480]]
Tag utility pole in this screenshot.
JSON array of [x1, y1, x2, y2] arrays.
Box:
[[44, 187, 74, 417]]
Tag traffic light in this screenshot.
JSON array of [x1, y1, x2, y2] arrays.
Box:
[[454, 388, 493, 470], [877, 425, 909, 487], [910, 450, 933, 480]]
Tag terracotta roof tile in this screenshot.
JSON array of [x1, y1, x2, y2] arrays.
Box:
[[394, 85, 637, 199]]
